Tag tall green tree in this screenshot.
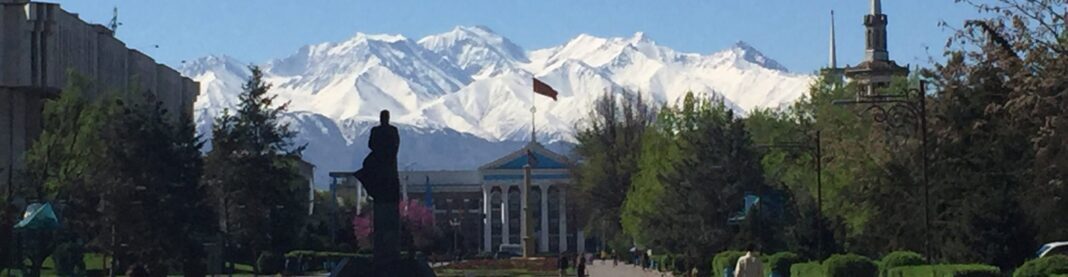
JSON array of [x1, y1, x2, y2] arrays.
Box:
[[910, 0, 1066, 266], [572, 90, 654, 251], [204, 66, 306, 273], [629, 93, 767, 265], [19, 74, 109, 277], [620, 111, 679, 248], [949, 0, 1068, 244], [89, 93, 213, 274], [21, 73, 212, 275]]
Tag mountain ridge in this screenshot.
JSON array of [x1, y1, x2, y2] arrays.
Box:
[[179, 26, 814, 187]]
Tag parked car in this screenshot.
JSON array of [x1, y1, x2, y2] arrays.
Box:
[[1037, 242, 1068, 258], [495, 244, 522, 259]]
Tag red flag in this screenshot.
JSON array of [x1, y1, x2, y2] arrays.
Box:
[[532, 77, 558, 101]]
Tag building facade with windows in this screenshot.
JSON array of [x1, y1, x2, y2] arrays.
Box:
[[330, 142, 587, 255], [1, 0, 199, 201]]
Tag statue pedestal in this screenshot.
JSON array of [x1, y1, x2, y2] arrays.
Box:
[[372, 200, 400, 268]]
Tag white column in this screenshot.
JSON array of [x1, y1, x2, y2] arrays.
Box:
[[539, 184, 550, 252], [577, 230, 586, 254], [501, 185, 510, 245], [558, 188, 567, 252], [355, 179, 363, 214], [483, 186, 492, 253]]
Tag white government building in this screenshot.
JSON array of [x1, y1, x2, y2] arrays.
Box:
[[330, 142, 588, 254]]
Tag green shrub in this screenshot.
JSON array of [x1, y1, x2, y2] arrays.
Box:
[[881, 251, 925, 270], [766, 252, 803, 277], [256, 251, 283, 274], [953, 267, 1001, 277], [824, 254, 877, 277], [53, 241, 86, 276], [1015, 255, 1068, 277], [674, 255, 689, 273], [886, 264, 999, 277], [791, 261, 824, 277], [712, 251, 746, 277]]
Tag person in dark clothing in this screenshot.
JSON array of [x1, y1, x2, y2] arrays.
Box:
[[557, 253, 570, 277], [354, 110, 403, 267], [576, 254, 587, 277]]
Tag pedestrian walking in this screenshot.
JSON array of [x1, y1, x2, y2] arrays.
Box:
[[576, 253, 587, 277], [733, 243, 764, 277], [558, 253, 570, 277]]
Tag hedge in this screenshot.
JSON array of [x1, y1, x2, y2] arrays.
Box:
[[284, 250, 367, 259], [766, 252, 802, 277], [1014, 255, 1068, 277], [674, 255, 691, 274], [791, 261, 823, 277], [880, 251, 924, 270], [284, 251, 370, 273], [886, 264, 999, 277], [256, 252, 283, 275], [712, 251, 746, 277], [824, 254, 877, 277]]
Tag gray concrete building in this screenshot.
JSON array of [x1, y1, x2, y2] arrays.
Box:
[[1, 0, 198, 198]]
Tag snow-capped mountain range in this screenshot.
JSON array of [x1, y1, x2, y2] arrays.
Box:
[[178, 26, 814, 187]]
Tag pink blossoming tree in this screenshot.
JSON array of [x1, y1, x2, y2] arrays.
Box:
[[353, 199, 440, 251]]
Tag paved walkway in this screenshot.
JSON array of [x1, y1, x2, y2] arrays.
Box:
[[587, 260, 668, 277]]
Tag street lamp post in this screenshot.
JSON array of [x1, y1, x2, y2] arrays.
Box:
[[758, 130, 823, 259], [833, 80, 930, 262], [449, 217, 461, 258]]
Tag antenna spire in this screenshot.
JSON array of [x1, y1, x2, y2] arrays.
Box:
[[108, 6, 121, 33], [829, 10, 837, 69]]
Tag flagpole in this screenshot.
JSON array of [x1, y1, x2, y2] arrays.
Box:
[[531, 80, 536, 144]]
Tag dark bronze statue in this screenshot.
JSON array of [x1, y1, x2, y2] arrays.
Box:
[[356, 110, 401, 202], [355, 110, 402, 269]]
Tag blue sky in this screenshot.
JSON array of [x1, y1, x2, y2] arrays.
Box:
[[49, 0, 984, 73]]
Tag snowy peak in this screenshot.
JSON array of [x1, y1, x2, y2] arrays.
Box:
[[178, 55, 251, 115], [721, 41, 790, 72], [180, 55, 249, 78], [255, 31, 471, 121], [629, 31, 650, 43], [419, 25, 526, 60], [419, 25, 528, 79]]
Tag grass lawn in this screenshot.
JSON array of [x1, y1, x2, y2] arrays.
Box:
[[436, 268, 574, 277], [31, 252, 107, 276], [5, 254, 262, 276]]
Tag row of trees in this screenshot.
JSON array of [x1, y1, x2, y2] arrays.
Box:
[[571, 0, 1067, 271], [4, 66, 309, 275]]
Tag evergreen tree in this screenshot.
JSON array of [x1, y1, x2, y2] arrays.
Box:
[[22, 73, 212, 274], [91, 93, 212, 273], [204, 66, 306, 273]]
